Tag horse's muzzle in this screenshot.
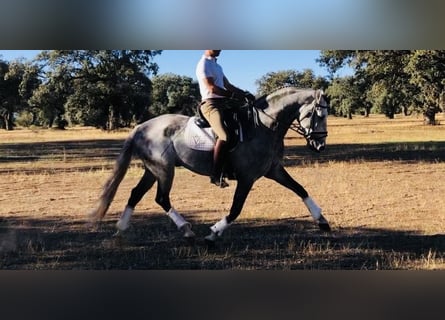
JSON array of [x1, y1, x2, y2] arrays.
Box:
[[307, 139, 326, 153]]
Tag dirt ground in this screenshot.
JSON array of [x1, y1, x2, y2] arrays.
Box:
[[1, 115, 444, 269]]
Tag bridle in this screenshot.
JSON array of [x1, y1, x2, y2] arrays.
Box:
[[292, 97, 329, 140], [258, 93, 329, 140]]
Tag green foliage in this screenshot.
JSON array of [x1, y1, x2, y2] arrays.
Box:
[[317, 50, 357, 77], [319, 50, 445, 122], [0, 59, 39, 130], [1, 50, 202, 130], [255, 69, 329, 96], [150, 73, 200, 117], [366, 83, 400, 118], [32, 50, 161, 130], [405, 50, 445, 122], [326, 77, 361, 118], [15, 110, 34, 127], [4, 50, 445, 129]]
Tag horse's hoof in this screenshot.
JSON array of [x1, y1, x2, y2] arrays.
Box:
[[204, 231, 217, 246], [112, 229, 123, 238], [85, 219, 100, 231], [116, 220, 130, 232], [318, 222, 331, 232], [210, 177, 229, 188], [181, 224, 196, 239], [205, 231, 217, 241]]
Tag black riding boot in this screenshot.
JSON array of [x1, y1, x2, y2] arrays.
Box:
[[210, 139, 229, 188]]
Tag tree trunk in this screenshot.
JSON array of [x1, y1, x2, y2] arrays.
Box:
[[107, 106, 116, 131], [402, 106, 412, 116], [386, 111, 394, 119], [2, 111, 14, 130], [423, 105, 437, 125], [363, 102, 372, 118], [48, 115, 55, 128], [31, 111, 37, 125]]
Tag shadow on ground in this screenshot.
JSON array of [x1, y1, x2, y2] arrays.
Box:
[[1, 138, 444, 174], [1, 138, 444, 269], [284, 140, 445, 166], [0, 139, 125, 174], [1, 213, 443, 270]]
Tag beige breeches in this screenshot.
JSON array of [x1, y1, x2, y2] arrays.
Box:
[[200, 99, 228, 141]]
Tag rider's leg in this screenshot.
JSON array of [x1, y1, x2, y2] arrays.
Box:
[[200, 100, 230, 188], [210, 138, 229, 187]]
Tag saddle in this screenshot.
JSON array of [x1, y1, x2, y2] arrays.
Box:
[[195, 101, 258, 148], [190, 101, 258, 181]]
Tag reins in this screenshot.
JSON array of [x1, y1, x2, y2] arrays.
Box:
[[298, 98, 329, 140], [256, 95, 328, 139]]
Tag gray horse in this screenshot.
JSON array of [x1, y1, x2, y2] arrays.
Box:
[[89, 87, 331, 243]]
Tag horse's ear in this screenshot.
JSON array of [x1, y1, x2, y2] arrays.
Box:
[[315, 89, 324, 102]]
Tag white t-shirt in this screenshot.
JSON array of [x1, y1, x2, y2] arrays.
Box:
[[195, 54, 225, 100]]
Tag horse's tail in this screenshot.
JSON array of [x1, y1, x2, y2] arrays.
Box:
[[89, 135, 134, 224]]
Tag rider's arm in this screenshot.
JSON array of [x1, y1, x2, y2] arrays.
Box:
[[223, 77, 247, 98], [201, 76, 234, 98]]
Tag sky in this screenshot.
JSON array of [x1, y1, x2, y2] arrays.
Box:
[[1, 1, 442, 50], [0, 50, 350, 94]]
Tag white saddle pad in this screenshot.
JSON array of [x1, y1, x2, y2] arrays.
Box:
[[183, 117, 216, 151]]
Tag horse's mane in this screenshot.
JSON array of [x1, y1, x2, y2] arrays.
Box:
[[255, 86, 315, 110]]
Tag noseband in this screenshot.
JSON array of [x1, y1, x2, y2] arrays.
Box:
[[291, 98, 328, 140], [257, 91, 329, 140]]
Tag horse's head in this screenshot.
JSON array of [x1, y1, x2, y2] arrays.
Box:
[[258, 87, 329, 152], [297, 89, 329, 152]]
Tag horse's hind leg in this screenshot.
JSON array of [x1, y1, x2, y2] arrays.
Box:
[[154, 166, 195, 238], [116, 169, 156, 232], [265, 164, 331, 232]]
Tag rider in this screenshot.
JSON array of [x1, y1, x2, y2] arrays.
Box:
[[196, 50, 255, 188]]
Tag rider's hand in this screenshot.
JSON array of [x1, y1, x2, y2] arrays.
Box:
[[244, 91, 255, 102]]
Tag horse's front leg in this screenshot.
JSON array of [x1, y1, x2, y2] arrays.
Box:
[[265, 164, 331, 232], [205, 179, 254, 243]]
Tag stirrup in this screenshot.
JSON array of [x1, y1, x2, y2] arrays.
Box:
[[210, 175, 229, 188]]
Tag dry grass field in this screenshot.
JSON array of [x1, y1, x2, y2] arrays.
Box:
[[1, 114, 444, 269]]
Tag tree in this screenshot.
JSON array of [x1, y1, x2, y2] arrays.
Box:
[[0, 59, 16, 130], [317, 50, 357, 79], [255, 69, 329, 96], [318, 50, 445, 121], [28, 77, 67, 128], [326, 76, 361, 119], [0, 59, 39, 130], [405, 50, 445, 124], [150, 73, 200, 117], [361, 51, 411, 119], [34, 50, 161, 130], [16, 62, 41, 125]]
